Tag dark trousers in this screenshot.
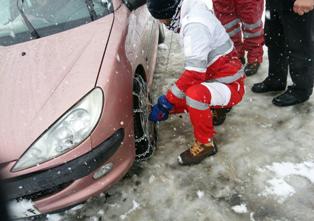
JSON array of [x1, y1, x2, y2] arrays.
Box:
[[264, 3, 314, 99]]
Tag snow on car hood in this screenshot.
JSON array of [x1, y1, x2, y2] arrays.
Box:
[[0, 15, 113, 163]]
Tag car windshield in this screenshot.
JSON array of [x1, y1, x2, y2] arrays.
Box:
[[0, 0, 113, 46]]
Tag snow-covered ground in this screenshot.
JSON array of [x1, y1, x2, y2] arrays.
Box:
[[25, 30, 314, 221]]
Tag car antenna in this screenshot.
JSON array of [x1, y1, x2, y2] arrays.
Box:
[[16, 0, 40, 39]]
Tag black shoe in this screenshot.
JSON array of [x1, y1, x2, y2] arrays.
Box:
[[252, 82, 286, 93], [240, 57, 246, 65], [212, 109, 227, 126], [244, 62, 260, 76], [272, 90, 309, 107]]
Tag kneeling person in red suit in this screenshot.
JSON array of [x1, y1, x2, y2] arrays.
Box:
[[147, 0, 246, 165]]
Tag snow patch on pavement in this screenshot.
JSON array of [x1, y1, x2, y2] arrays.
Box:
[[265, 161, 314, 182], [9, 199, 40, 219], [46, 214, 63, 221], [149, 175, 156, 184], [260, 178, 296, 203], [250, 212, 256, 221], [231, 203, 248, 214], [87, 216, 99, 221], [158, 43, 169, 50], [97, 209, 105, 216], [196, 190, 205, 199], [119, 200, 140, 220], [258, 161, 314, 203]]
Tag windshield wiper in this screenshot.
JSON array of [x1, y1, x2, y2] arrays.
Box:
[[16, 0, 40, 39], [85, 0, 98, 21]]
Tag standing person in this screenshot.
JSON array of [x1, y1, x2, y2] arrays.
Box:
[[212, 0, 264, 76], [251, 0, 314, 106], [147, 0, 245, 165]]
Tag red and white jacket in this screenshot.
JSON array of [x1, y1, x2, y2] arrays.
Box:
[[166, 0, 244, 106]]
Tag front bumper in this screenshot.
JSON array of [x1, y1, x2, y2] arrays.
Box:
[[5, 127, 135, 218], [5, 128, 124, 200]]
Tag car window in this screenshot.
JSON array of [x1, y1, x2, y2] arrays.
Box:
[[0, 0, 113, 46]]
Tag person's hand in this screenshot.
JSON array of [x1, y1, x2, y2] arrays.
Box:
[[149, 95, 173, 123], [293, 0, 314, 15]]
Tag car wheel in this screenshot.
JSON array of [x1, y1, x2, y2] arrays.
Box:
[[158, 24, 165, 44], [133, 75, 157, 161]]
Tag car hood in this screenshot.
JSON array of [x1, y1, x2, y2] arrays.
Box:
[[0, 15, 113, 163]]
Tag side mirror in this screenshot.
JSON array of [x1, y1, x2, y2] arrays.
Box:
[[123, 0, 147, 11]]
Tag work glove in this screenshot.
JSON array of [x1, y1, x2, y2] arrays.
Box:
[[149, 95, 173, 123]]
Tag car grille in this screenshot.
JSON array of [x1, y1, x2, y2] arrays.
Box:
[[23, 181, 73, 201]]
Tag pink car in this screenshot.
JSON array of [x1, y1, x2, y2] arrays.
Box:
[[0, 0, 162, 218]]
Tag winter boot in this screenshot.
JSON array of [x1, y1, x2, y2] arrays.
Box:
[[244, 62, 260, 76], [178, 140, 218, 166], [212, 108, 227, 126]]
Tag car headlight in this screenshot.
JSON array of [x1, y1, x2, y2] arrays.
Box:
[[12, 88, 104, 172]]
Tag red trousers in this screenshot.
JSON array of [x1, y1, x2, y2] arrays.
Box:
[[166, 53, 245, 144], [212, 0, 264, 64]]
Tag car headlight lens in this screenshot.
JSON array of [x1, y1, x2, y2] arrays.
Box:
[[12, 88, 103, 172]]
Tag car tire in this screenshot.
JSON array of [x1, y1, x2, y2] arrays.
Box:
[[158, 24, 165, 44], [133, 75, 157, 161]]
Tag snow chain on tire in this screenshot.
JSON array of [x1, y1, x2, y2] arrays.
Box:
[[133, 75, 157, 161]]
